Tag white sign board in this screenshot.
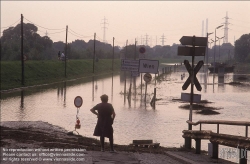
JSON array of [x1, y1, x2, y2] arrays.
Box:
[[181, 93, 201, 103], [139, 59, 159, 74], [121, 59, 139, 72], [131, 71, 140, 77]]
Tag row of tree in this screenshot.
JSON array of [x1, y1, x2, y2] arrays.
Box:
[[1, 23, 249, 63]]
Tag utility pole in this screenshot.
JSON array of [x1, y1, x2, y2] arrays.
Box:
[[134, 39, 137, 60], [21, 14, 24, 85], [65, 25, 68, 78], [93, 33, 96, 73], [101, 17, 108, 44], [112, 37, 114, 71], [160, 34, 166, 46]]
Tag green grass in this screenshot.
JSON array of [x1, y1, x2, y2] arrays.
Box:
[[0, 59, 121, 90]]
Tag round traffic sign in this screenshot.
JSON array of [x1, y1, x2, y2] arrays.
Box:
[[143, 73, 152, 83], [139, 47, 146, 54], [74, 96, 83, 108]]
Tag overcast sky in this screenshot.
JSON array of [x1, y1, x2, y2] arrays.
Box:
[[1, 1, 250, 47]]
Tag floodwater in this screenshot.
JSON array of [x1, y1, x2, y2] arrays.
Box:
[[1, 63, 250, 161]]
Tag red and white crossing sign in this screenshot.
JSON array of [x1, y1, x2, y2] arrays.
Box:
[[182, 60, 204, 91]]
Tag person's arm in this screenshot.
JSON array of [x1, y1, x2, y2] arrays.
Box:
[[112, 110, 116, 120], [111, 105, 116, 120], [90, 107, 98, 117]]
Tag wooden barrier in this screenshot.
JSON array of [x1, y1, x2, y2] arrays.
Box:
[[183, 120, 250, 164], [130, 140, 160, 148]]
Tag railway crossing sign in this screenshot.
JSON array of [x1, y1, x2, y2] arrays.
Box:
[[182, 60, 204, 91]]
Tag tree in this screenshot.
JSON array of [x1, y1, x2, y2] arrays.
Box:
[[1, 23, 54, 60], [235, 33, 250, 62]]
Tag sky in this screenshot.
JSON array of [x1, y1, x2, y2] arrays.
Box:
[[1, 1, 250, 48]]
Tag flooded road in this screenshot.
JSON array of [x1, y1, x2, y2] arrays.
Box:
[[1, 64, 250, 156]]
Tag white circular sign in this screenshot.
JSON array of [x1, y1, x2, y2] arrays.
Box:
[[143, 73, 152, 83], [74, 96, 83, 108]]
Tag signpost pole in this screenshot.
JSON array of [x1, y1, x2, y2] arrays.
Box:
[[141, 73, 143, 104], [186, 36, 196, 149], [124, 40, 128, 104], [144, 82, 147, 103], [179, 35, 207, 149]]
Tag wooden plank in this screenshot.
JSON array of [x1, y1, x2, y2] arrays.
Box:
[[133, 140, 153, 144], [186, 120, 250, 126]]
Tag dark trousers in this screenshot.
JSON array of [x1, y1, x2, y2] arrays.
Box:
[[100, 135, 114, 151]]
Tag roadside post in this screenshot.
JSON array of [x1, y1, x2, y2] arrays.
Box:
[[139, 46, 146, 103], [74, 96, 83, 133], [178, 35, 207, 149], [121, 59, 139, 104]]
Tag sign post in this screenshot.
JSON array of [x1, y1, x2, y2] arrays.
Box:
[[178, 35, 207, 149], [74, 96, 83, 130], [143, 73, 152, 102]]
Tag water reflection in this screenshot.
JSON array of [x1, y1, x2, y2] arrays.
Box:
[[18, 90, 26, 121], [20, 90, 24, 110], [92, 76, 95, 101], [57, 81, 67, 107], [111, 73, 114, 103]]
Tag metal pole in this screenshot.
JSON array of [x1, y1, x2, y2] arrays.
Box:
[[93, 33, 96, 73], [219, 39, 220, 62], [21, 14, 24, 85], [65, 25, 68, 78], [124, 40, 128, 104], [213, 28, 216, 74], [112, 37, 114, 71]]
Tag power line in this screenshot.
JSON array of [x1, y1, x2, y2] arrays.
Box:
[[68, 28, 93, 38], [1, 18, 21, 29], [68, 30, 93, 38], [24, 17, 65, 31]]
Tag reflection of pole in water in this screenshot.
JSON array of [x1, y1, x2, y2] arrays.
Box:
[[63, 81, 66, 107], [133, 77, 136, 108], [204, 72, 207, 93], [111, 73, 113, 103], [92, 76, 95, 101], [95, 78, 98, 91], [144, 82, 147, 103], [124, 71, 126, 105], [20, 90, 24, 110]]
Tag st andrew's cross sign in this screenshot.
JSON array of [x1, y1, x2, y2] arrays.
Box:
[[182, 60, 204, 91]]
